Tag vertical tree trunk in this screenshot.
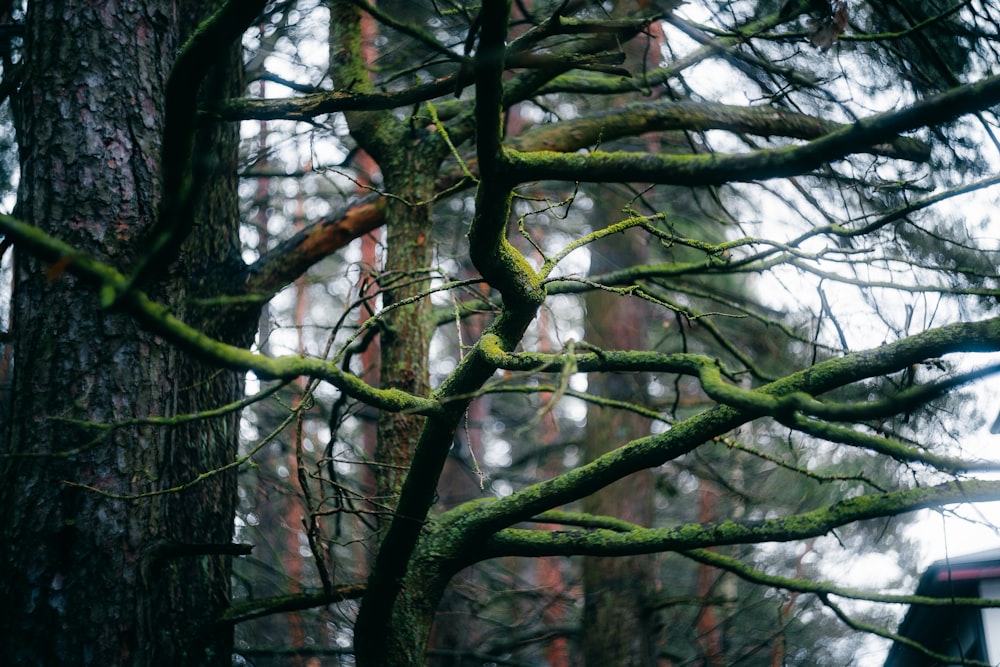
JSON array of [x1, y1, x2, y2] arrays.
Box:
[[582, 223, 656, 667], [357, 154, 441, 666], [329, 4, 453, 662], [374, 189, 433, 515], [0, 2, 251, 664], [581, 7, 666, 661], [694, 482, 725, 666]]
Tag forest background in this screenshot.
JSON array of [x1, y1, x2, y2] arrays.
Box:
[[2, 0, 1000, 666]]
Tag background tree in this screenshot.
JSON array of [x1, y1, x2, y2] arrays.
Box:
[[2, 1, 1000, 666]]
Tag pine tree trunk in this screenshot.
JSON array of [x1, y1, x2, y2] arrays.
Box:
[[374, 190, 433, 516], [0, 2, 252, 664], [582, 220, 656, 667], [357, 154, 440, 667]]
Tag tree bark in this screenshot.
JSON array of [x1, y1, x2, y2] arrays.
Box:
[[0, 2, 253, 664], [358, 145, 444, 667], [582, 214, 656, 667], [374, 185, 434, 518]]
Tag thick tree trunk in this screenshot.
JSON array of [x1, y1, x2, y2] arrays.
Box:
[[0, 2, 251, 664]]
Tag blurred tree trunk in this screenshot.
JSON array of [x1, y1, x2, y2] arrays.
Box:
[[427, 327, 490, 667], [582, 217, 656, 667], [695, 482, 725, 666], [0, 2, 253, 664], [580, 7, 668, 661]]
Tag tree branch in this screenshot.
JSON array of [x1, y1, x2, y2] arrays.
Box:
[[0, 214, 441, 417], [503, 73, 1000, 186], [216, 585, 365, 628], [245, 194, 386, 298], [209, 75, 465, 121], [514, 100, 931, 161], [234, 90, 944, 300], [108, 0, 269, 305], [443, 316, 1000, 537], [681, 547, 1000, 608], [481, 479, 1000, 558], [683, 548, 995, 666]]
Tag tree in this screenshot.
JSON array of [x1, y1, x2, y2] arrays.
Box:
[[0, 1, 265, 664], [2, 0, 1000, 665]]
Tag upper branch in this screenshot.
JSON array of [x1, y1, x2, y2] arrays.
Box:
[[207, 77, 464, 121], [537, 4, 799, 96], [503, 73, 1000, 186], [466, 0, 542, 311], [514, 100, 931, 162]]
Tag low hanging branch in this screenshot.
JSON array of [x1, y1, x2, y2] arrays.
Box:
[[444, 318, 1000, 537]]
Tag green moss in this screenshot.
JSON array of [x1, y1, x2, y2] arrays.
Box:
[[471, 479, 1000, 561]]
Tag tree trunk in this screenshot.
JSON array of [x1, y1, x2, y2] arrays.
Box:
[[374, 188, 433, 516], [694, 482, 725, 666], [582, 221, 656, 667], [358, 152, 442, 666], [0, 2, 252, 664]]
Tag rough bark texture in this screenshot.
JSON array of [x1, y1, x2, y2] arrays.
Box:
[[0, 2, 252, 664], [374, 181, 434, 517], [362, 142, 444, 667]]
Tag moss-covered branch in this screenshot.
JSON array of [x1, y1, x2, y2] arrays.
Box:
[[683, 547, 997, 666], [112, 0, 269, 302], [504, 73, 1000, 186], [478, 332, 1000, 451], [481, 479, 1000, 558], [680, 547, 1000, 608], [819, 591, 991, 666], [0, 213, 439, 416], [442, 317, 1000, 537], [466, 0, 543, 309], [779, 412, 998, 473], [515, 100, 930, 161], [232, 94, 955, 300]]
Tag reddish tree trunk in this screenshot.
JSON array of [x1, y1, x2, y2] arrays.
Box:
[[582, 224, 656, 667], [695, 483, 725, 666]]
